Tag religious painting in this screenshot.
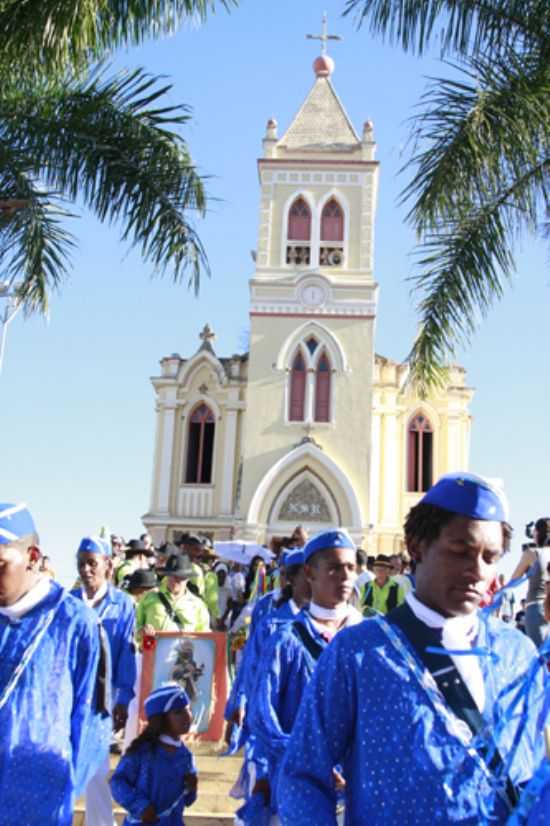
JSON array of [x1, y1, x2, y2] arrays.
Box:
[[140, 631, 228, 741]]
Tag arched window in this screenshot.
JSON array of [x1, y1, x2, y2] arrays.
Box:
[[407, 413, 433, 492], [314, 352, 331, 422], [185, 403, 215, 484], [320, 199, 344, 267], [286, 197, 311, 266], [288, 198, 311, 240], [321, 199, 344, 242], [289, 351, 306, 421]]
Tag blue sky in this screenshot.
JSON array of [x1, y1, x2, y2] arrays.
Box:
[[2, 1, 548, 587]]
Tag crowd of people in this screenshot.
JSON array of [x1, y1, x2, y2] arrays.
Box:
[[0, 474, 549, 825]]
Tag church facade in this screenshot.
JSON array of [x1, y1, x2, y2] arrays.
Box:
[[143, 53, 473, 554]]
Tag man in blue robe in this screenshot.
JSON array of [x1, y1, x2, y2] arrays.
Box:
[[0, 503, 111, 826], [72, 535, 138, 826], [278, 474, 547, 826], [246, 532, 362, 824]]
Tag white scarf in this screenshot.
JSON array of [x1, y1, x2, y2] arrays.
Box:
[[406, 591, 485, 711], [81, 581, 108, 609], [0, 576, 52, 621], [309, 601, 363, 627], [159, 734, 183, 748]]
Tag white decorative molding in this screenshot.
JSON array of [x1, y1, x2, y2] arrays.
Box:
[[266, 170, 370, 186], [178, 349, 227, 391], [177, 486, 215, 518], [250, 300, 377, 317]]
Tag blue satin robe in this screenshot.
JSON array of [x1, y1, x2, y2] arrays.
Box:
[[247, 609, 332, 811], [110, 742, 197, 825], [72, 583, 137, 706], [0, 582, 111, 825], [278, 616, 546, 826]]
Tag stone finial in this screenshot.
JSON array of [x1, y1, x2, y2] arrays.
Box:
[[362, 120, 376, 160], [265, 118, 278, 139]]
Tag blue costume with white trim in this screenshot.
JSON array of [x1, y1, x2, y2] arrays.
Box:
[[0, 504, 111, 826], [72, 537, 137, 707], [278, 614, 545, 825], [0, 583, 111, 825], [278, 475, 547, 825], [111, 685, 197, 825]]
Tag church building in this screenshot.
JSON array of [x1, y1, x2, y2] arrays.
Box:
[[143, 45, 473, 554]]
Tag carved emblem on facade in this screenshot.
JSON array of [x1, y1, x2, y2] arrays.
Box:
[[277, 478, 331, 522]]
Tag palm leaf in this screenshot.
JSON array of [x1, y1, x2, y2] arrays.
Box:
[[0, 67, 209, 311], [0, 0, 237, 76], [344, 1, 549, 58]]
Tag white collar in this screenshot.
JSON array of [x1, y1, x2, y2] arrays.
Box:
[[406, 591, 485, 711], [0, 576, 52, 621], [309, 600, 348, 621], [159, 734, 183, 748], [288, 598, 299, 616], [81, 581, 108, 608], [406, 591, 478, 637]]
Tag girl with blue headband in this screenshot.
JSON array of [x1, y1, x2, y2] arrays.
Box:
[[110, 684, 198, 825]]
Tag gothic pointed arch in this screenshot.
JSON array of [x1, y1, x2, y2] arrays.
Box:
[[282, 191, 315, 267], [184, 402, 215, 484], [276, 319, 348, 373], [320, 197, 344, 242], [288, 348, 307, 421], [314, 350, 331, 422], [406, 411, 434, 493], [246, 441, 364, 531]]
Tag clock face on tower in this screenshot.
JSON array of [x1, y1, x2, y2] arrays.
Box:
[[300, 283, 327, 307]]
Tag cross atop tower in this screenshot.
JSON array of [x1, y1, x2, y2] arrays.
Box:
[[306, 12, 343, 56]]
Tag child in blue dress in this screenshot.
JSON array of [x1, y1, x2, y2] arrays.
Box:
[[110, 684, 198, 825]]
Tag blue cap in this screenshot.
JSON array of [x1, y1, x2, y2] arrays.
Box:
[[420, 472, 508, 522], [303, 530, 355, 562], [77, 536, 112, 556], [144, 684, 190, 719], [281, 547, 305, 568], [0, 503, 37, 545]]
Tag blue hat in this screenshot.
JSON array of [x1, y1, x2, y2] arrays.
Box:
[[144, 684, 190, 719], [281, 547, 305, 568], [77, 536, 112, 557], [0, 503, 37, 545], [420, 472, 509, 522], [303, 530, 355, 563]]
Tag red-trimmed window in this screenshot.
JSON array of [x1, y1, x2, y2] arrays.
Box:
[[288, 197, 312, 241], [314, 352, 331, 422], [185, 404, 215, 484], [320, 199, 344, 242], [289, 351, 306, 421], [407, 413, 433, 492]]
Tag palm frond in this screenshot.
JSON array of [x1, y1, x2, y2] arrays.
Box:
[[408, 156, 550, 394], [344, 0, 550, 58], [402, 51, 550, 234], [0, 67, 210, 308], [0, 0, 237, 76]]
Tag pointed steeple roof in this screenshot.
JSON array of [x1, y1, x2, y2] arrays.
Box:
[[277, 69, 361, 155]]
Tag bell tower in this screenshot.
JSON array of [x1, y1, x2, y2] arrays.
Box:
[[239, 24, 380, 541]]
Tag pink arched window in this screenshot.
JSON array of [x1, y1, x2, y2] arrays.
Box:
[[288, 197, 312, 241], [314, 352, 331, 422], [289, 351, 306, 421], [407, 413, 433, 492], [321, 199, 344, 242], [185, 403, 215, 484]]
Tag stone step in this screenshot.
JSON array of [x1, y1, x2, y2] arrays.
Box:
[[73, 810, 235, 825]]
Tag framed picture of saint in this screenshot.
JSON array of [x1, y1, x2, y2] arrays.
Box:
[[140, 631, 228, 741]]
